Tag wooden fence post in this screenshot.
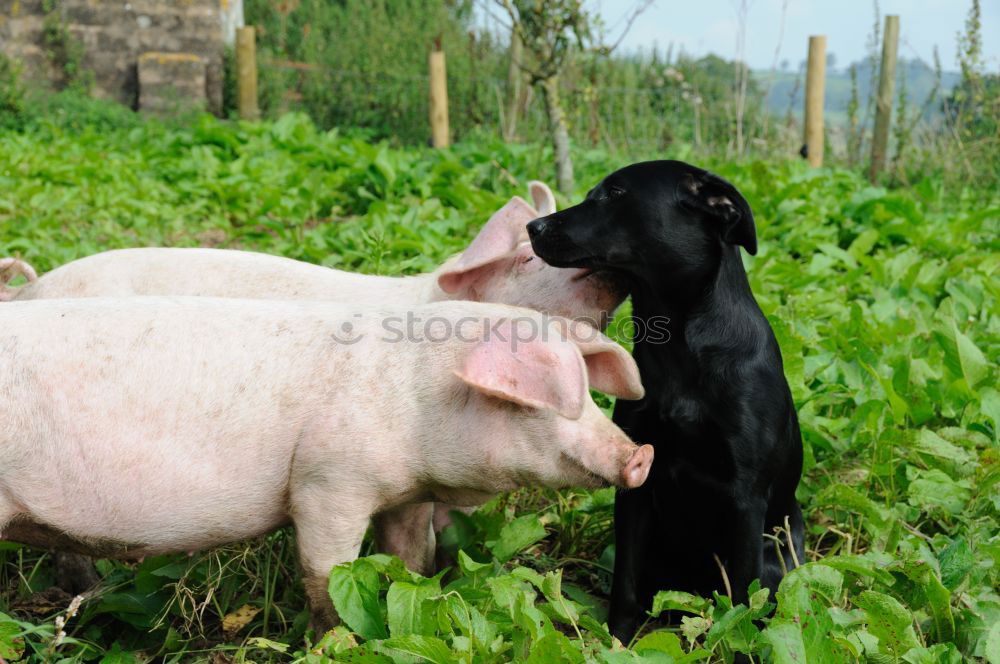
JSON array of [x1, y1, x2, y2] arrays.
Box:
[[429, 42, 450, 148], [236, 26, 259, 121], [803, 35, 827, 167], [869, 15, 900, 182]]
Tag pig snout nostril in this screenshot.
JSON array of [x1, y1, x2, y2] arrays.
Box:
[[621, 444, 654, 489], [526, 219, 547, 239]]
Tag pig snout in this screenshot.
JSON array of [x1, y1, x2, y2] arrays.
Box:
[[569, 425, 654, 490], [620, 444, 654, 489]]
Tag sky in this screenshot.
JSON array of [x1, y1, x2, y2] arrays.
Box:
[[585, 0, 999, 73]]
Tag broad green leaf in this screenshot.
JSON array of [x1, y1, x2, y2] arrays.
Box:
[[100, 645, 141, 664], [901, 642, 964, 664], [814, 483, 890, 536], [894, 558, 955, 642], [985, 619, 1000, 664], [445, 595, 495, 653], [634, 630, 713, 661], [855, 590, 921, 657], [704, 604, 752, 649], [378, 635, 455, 663], [908, 429, 976, 475], [387, 577, 441, 637], [328, 559, 388, 640], [849, 228, 881, 257], [861, 361, 909, 422], [906, 468, 972, 515], [525, 630, 585, 664], [453, 549, 496, 592], [538, 570, 580, 625], [980, 389, 1000, 443], [634, 630, 685, 656], [487, 514, 546, 563], [680, 615, 711, 644], [819, 554, 895, 585], [952, 322, 989, 389], [486, 574, 534, 617], [772, 564, 845, 662], [762, 620, 808, 664], [937, 538, 974, 590], [246, 636, 292, 653], [0, 616, 24, 660], [651, 590, 712, 617]]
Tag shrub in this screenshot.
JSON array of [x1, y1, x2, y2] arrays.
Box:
[[0, 53, 26, 130]]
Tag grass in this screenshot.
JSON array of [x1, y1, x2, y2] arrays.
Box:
[[0, 103, 998, 663]]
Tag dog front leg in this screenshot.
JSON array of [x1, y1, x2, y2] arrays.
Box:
[[761, 497, 805, 592], [723, 499, 767, 606], [608, 484, 656, 644]]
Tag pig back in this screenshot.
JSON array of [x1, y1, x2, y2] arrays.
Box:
[[14, 248, 424, 305]]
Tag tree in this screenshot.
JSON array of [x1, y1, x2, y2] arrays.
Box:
[[494, 0, 650, 194], [495, 0, 590, 194]]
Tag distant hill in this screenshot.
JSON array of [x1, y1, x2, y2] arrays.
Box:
[[755, 58, 962, 126]]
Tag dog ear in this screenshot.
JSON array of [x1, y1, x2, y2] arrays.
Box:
[[679, 171, 757, 255]]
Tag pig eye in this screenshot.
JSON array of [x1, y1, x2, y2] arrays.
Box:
[[518, 255, 534, 264]]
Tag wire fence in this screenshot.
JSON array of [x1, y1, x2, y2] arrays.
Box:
[[255, 57, 805, 159]]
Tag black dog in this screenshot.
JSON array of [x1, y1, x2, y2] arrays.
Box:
[[527, 160, 804, 643]]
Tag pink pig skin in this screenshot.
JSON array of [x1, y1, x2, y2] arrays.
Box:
[[0, 297, 651, 630]]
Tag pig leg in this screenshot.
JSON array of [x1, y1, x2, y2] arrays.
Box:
[[54, 553, 102, 595], [291, 489, 373, 632], [372, 503, 435, 576]]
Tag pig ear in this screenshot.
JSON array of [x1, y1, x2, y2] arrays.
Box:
[[437, 196, 539, 294], [528, 180, 557, 216], [455, 321, 587, 420], [678, 170, 757, 256], [562, 319, 645, 400]]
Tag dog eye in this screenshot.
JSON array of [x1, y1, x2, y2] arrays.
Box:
[[608, 186, 626, 199]]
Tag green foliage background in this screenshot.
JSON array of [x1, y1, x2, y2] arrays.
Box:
[[238, 0, 997, 194], [0, 100, 997, 662], [242, 0, 768, 157]]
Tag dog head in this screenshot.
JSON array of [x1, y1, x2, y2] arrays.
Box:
[[526, 160, 755, 294]]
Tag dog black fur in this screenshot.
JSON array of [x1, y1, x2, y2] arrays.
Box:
[[527, 160, 805, 644]]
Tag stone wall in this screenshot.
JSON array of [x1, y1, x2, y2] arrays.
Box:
[[0, 0, 233, 114]]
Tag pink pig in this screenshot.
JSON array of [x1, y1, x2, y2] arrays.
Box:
[[4, 182, 627, 577], [0, 297, 652, 629], [11, 182, 614, 324]]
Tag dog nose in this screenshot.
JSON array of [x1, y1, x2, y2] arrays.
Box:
[[527, 219, 547, 240]]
